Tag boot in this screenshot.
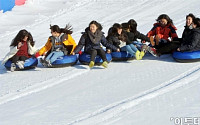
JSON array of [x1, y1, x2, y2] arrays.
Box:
[[101, 61, 108, 68], [139, 51, 145, 60], [148, 47, 158, 57], [135, 50, 141, 60], [10, 63, 16, 72], [89, 61, 95, 68], [16, 61, 24, 69]]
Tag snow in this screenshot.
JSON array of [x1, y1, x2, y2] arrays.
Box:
[[0, 0, 200, 125]]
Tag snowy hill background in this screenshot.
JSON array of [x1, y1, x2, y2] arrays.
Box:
[[0, 0, 200, 125]]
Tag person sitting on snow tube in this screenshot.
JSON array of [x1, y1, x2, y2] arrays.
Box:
[[72, 20, 120, 68], [148, 13, 196, 57], [106, 23, 149, 60], [1, 29, 38, 72], [147, 14, 179, 57], [35, 24, 77, 67], [176, 18, 200, 52]]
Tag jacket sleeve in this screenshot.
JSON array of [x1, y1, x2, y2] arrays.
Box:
[[179, 31, 200, 52], [63, 34, 77, 54], [147, 26, 156, 37], [38, 38, 52, 56], [169, 26, 179, 41], [1, 46, 19, 65], [135, 31, 150, 42], [73, 34, 85, 54], [28, 41, 38, 55], [101, 35, 118, 51]]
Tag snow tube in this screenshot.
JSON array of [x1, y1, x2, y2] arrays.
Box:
[[111, 51, 135, 61], [5, 57, 38, 70], [50, 55, 78, 68], [173, 51, 200, 63], [15, 0, 26, 6], [79, 52, 112, 65], [0, 0, 15, 12]]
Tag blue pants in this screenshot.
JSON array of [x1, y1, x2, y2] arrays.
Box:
[[121, 44, 138, 56], [46, 51, 64, 63]]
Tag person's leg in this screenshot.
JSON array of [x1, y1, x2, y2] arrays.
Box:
[[16, 56, 28, 69], [11, 55, 20, 64], [86, 49, 97, 62], [47, 51, 64, 63], [156, 41, 180, 55], [97, 48, 107, 62]]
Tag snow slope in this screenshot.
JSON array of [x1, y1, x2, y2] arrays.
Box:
[[0, 0, 200, 125]]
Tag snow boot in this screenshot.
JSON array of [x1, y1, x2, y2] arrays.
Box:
[[139, 51, 145, 60], [40, 58, 47, 67], [89, 61, 95, 68], [148, 47, 158, 57], [16, 61, 24, 69], [135, 50, 141, 60], [101, 61, 108, 68], [10, 63, 16, 72]]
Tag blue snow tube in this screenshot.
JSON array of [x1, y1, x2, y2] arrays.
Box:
[[173, 50, 200, 63], [79, 52, 112, 65], [111, 51, 135, 61], [5, 57, 38, 70], [51, 55, 78, 67]]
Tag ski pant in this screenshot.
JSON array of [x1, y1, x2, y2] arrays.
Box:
[[12, 55, 28, 64], [86, 48, 107, 62], [121, 44, 138, 57], [46, 51, 64, 63], [156, 41, 180, 55]]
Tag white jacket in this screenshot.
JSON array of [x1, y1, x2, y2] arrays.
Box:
[[1, 41, 38, 65]]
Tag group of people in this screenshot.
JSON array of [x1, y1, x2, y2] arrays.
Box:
[[1, 13, 200, 71]]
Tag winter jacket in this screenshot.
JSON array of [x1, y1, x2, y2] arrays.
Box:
[[73, 28, 118, 54], [1, 40, 37, 65], [126, 31, 150, 42], [147, 23, 178, 41], [179, 27, 200, 52], [38, 33, 76, 56]]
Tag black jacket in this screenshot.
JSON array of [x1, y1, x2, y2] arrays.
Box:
[[74, 29, 118, 54], [180, 27, 200, 52], [125, 31, 150, 42]]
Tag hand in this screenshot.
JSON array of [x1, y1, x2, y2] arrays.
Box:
[[72, 52, 75, 55], [177, 48, 180, 51], [18, 42, 23, 48], [107, 49, 111, 53], [117, 48, 120, 52]]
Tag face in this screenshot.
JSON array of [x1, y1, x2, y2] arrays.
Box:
[[159, 19, 168, 27], [23, 36, 28, 41], [90, 24, 98, 33], [186, 16, 193, 26], [51, 31, 58, 37], [117, 28, 122, 35]]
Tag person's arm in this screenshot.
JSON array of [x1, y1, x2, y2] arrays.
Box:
[[73, 34, 86, 54]]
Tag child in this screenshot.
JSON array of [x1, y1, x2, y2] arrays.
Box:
[[35, 24, 76, 67], [1, 29, 37, 72], [72, 20, 120, 68], [106, 23, 141, 60]]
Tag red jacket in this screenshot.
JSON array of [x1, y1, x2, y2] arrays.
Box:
[[147, 23, 178, 41]]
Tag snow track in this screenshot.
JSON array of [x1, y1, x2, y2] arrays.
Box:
[[67, 63, 200, 125]]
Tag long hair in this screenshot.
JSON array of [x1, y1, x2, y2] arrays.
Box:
[[108, 23, 126, 41], [128, 19, 137, 33], [186, 13, 196, 20], [193, 18, 200, 28], [89, 20, 103, 31], [156, 14, 173, 25], [50, 24, 73, 34], [10, 29, 29, 47]]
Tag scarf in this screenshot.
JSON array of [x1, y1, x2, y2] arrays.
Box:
[[87, 29, 103, 44]]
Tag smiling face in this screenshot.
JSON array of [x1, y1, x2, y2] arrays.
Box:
[[186, 16, 193, 27], [90, 24, 98, 33], [159, 18, 168, 27]]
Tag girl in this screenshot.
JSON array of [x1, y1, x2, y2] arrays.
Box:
[[147, 14, 178, 48], [35, 24, 76, 67], [148, 13, 196, 56], [72, 20, 120, 68], [1, 29, 37, 72], [177, 17, 200, 52], [106, 23, 141, 60]]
